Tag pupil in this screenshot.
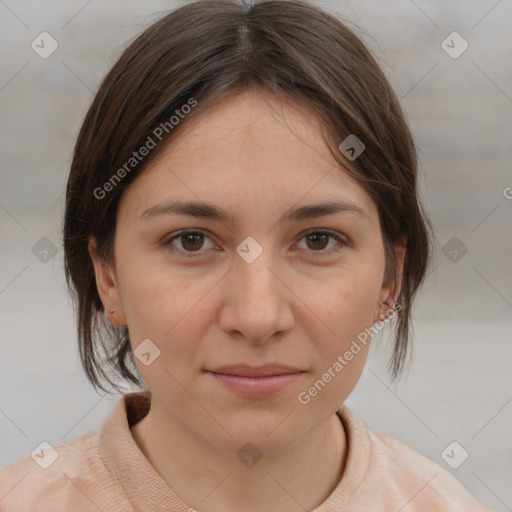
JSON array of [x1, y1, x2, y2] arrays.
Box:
[[308, 233, 328, 250], [183, 233, 203, 251]]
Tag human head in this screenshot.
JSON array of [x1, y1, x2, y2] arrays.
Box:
[[63, 0, 434, 397]]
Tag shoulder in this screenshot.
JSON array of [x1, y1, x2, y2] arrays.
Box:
[[337, 406, 490, 511], [0, 430, 131, 512], [366, 429, 489, 511]]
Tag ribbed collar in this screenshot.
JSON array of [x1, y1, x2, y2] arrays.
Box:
[[98, 391, 371, 511]]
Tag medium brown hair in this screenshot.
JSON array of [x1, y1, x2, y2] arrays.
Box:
[[63, 0, 435, 394]]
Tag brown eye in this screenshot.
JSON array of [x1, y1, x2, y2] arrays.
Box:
[[296, 230, 346, 257], [164, 230, 215, 258], [305, 232, 330, 250], [181, 232, 204, 251], [164, 229, 346, 260]]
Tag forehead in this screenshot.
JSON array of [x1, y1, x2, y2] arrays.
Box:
[[117, 90, 378, 226], [161, 90, 332, 166]]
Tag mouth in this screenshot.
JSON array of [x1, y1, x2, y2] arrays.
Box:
[[208, 364, 304, 377], [205, 364, 306, 398]]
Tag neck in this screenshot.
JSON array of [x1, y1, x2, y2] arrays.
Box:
[[131, 398, 347, 512]]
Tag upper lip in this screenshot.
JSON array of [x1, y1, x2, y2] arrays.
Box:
[[207, 364, 304, 377]]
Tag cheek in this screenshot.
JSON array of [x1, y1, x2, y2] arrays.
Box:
[[296, 275, 375, 410], [298, 267, 380, 394], [115, 249, 204, 358], [117, 244, 185, 325], [306, 267, 382, 346]]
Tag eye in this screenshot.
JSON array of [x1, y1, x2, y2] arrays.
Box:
[[163, 229, 347, 259], [295, 229, 347, 257], [163, 230, 216, 258]]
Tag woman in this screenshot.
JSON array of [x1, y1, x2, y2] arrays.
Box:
[[0, 0, 491, 510]]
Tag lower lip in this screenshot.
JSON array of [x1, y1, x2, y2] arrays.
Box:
[[207, 371, 304, 398]]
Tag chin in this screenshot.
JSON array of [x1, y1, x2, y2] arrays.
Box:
[[206, 408, 311, 455]]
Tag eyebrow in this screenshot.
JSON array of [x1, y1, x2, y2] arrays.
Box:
[[140, 199, 367, 224]]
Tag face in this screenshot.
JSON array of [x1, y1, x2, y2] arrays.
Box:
[[90, 90, 404, 454]]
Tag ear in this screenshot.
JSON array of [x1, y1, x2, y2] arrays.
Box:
[[374, 238, 406, 323], [88, 237, 127, 326]]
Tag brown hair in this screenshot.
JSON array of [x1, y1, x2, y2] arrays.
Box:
[[63, 0, 435, 394]]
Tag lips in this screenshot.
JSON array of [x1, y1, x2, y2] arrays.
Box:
[[205, 364, 305, 398], [207, 364, 304, 377]]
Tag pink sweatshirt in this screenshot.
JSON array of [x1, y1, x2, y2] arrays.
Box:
[[0, 391, 490, 511]]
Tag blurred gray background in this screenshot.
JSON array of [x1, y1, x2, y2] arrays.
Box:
[[0, 0, 511, 510]]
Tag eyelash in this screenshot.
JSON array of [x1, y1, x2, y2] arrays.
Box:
[[163, 229, 347, 259]]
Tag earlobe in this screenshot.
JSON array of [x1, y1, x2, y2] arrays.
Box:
[[391, 241, 406, 304], [375, 241, 406, 323], [88, 237, 127, 326]]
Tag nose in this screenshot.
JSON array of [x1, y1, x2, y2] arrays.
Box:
[[218, 245, 295, 344]]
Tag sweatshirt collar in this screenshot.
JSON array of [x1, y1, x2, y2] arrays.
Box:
[[98, 391, 371, 511]]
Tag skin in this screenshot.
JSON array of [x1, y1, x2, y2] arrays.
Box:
[[89, 89, 405, 512]]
